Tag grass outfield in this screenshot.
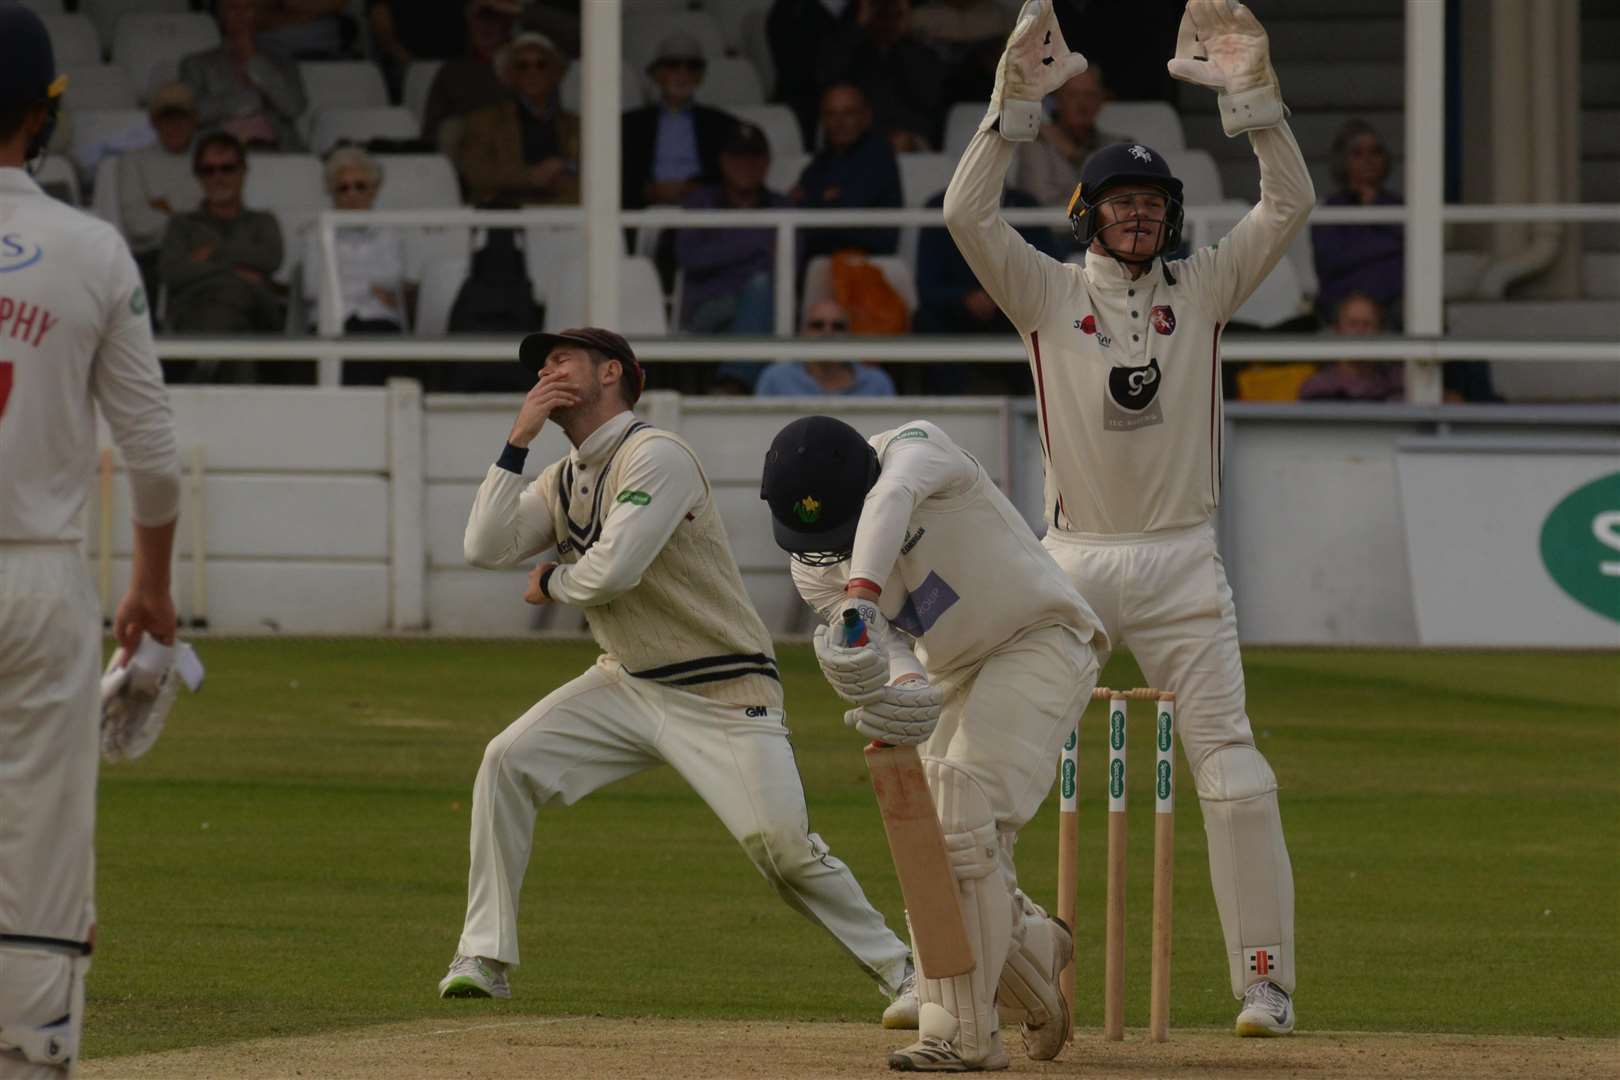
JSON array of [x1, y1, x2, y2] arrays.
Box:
[[86, 640, 1618, 1061]]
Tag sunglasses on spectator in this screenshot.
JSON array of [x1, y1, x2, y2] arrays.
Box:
[[512, 59, 552, 72], [195, 162, 243, 177], [806, 319, 849, 331], [335, 181, 375, 194], [657, 58, 705, 72]]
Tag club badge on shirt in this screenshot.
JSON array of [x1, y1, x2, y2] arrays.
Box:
[[1151, 305, 1176, 335]]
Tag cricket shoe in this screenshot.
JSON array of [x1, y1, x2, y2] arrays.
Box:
[[437, 953, 510, 999], [1234, 979, 1294, 1036], [882, 966, 920, 1029], [1019, 916, 1073, 1061]]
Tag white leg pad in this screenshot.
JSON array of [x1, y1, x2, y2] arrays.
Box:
[[917, 758, 1010, 1065], [0, 942, 86, 1073], [1195, 744, 1296, 996]]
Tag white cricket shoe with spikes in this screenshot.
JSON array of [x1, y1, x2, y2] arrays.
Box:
[[1235, 979, 1295, 1036], [437, 953, 510, 999], [883, 967, 920, 1029]]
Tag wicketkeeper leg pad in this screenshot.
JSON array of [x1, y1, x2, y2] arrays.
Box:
[[1195, 744, 1296, 996], [0, 938, 88, 1071]]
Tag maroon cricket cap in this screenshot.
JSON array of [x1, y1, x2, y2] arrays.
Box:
[[518, 327, 645, 404]]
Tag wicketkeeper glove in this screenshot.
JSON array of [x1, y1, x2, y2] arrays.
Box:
[[844, 680, 944, 747], [1167, 0, 1286, 137], [981, 0, 1090, 142], [100, 633, 204, 763], [812, 598, 891, 704]]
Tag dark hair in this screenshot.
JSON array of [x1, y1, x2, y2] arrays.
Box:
[[0, 100, 43, 145], [192, 131, 246, 172], [1334, 290, 1385, 326], [1330, 118, 1390, 191], [585, 347, 641, 407]]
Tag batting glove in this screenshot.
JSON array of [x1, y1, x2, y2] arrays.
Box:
[[1167, 0, 1286, 136], [844, 680, 944, 746], [813, 602, 890, 704], [982, 0, 1090, 142]]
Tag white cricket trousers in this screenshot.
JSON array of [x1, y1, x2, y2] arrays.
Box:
[[0, 547, 99, 1079], [457, 656, 912, 994]]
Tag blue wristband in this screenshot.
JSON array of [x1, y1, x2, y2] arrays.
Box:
[[538, 565, 557, 599], [496, 442, 529, 474]]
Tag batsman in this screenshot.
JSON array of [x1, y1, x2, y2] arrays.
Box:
[[763, 416, 1107, 1071], [944, 0, 1313, 1036]]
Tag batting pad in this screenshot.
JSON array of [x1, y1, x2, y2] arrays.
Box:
[[0, 940, 85, 1070], [1196, 744, 1296, 996]]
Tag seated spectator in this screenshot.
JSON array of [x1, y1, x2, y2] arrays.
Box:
[[756, 299, 896, 396], [422, 0, 520, 152], [622, 35, 738, 212], [369, 0, 469, 102], [180, 0, 308, 151], [908, 0, 1010, 105], [117, 82, 204, 301], [159, 132, 283, 336], [1312, 118, 1403, 324], [793, 84, 902, 264], [300, 147, 411, 343], [455, 32, 579, 206], [676, 123, 787, 334], [256, 0, 351, 60], [768, 0, 857, 150], [915, 183, 1060, 393], [1298, 291, 1403, 402], [818, 0, 945, 151], [1010, 66, 1128, 217]]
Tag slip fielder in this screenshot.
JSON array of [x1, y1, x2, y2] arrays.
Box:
[[943, 0, 1313, 1036], [762, 415, 1107, 1071], [437, 328, 917, 1025], [0, 8, 182, 1077]]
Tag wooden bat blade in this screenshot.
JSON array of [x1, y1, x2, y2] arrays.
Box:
[[864, 742, 975, 978]]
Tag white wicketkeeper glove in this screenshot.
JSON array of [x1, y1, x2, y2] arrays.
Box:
[[981, 0, 1090, 141], [812, 598, 891, 704], [100, 633, 204, 763], [1167, 0, 1286, 137], [844, 678, 943, 747]]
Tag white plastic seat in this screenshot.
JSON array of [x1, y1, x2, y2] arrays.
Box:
[[621, 11, 726, 74], [1161, 147, 1223, 206], [308, 106, 420, 155], [1096, 102, 1186, 152], [942, 102, 984, 160], [896, 152, 953, 279], [525, 226, 588, 305], [541, 255, 667, 334], [560, 59, 640, 114], [371, 153, 466, 278], [297, 61, 390, 141], [729, 103, 804, 156], [412, 254, 471, 336], [705, 0, 771, 53], [1583, 252, 1620, 298], [765, 151, 808, 196], [693, 57, 765, 107], [111, 13, 219, 104], [82, 0, 188, 50], [42, 14, 103, 66], [801, 254, 918, 324], [401, 60, 442, 126], [35, 155, 82, 206], [67, 107, 152, 182], [242, 153, 324, 283], [60, 63, 137, 110], [1232, 254, 1308, 328], [90, 154, 121, 225]]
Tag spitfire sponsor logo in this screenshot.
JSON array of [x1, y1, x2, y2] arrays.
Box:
[[1109, 757, 1125, 799], [1157, 710, 1173, 751], [900, 526, 926, 555], [1128, 144, 1154, 163], [1150, 305, 1176, 335], [1061, 759, 1076, 800], [0, 234, 43, 274], [1156, 759, 1172, 801], [1104, 358, 1164, 431], [1109, 709, 1125, 750]]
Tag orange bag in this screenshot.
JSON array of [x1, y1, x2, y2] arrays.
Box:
[[829, 252, 909, 335]]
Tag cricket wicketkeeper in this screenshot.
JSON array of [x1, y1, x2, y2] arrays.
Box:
[[944, 0, 1314, 1037]]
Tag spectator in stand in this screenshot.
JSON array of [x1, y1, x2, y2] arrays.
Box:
[[117, 82, 204, 303], [300, 147, 411, 348], [908, 0, 1010, 106], [915, 182, 1060, 393], [421, 0, 520, 153], [455, 32, 579, 206], [768, 0, 857, 151], [1298, 291, 1403, 402], [622, 35, 739, 213], [818, 0, 944, 151], [1010, 66, 1126, 211], [368, 0, 469, 102], [180, 0, 308, 151], [1312, 118, 1404, 324], [755, 299, 895, 396], [793, 84, 901, 264], [256, 0, 351, 60], [159, 132, 283, 337]]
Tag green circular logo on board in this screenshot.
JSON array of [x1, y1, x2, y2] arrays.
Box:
[[1061, 759, 1076, 799], [1109, 758, 1125, 799], [1157, 711, 1172, 751], [1539, 472, 1620, 624], [1110, 710, 1125, 750], [1157, 759, 1172, 800], [1064, 729, 1077, 752]]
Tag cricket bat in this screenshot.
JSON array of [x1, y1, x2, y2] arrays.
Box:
[[847, 610, 975, 979]]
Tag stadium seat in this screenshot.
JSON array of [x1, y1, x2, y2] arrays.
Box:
[[90, 154, 121, 226], [729, 103, 804, 156], [765, 151, 808, 196], [800, 254, 917, 324], [111, 13, 219, 104], [525, 226, 588, 306], [15, 0, 65, 18], [622, 11, 727, 74], [1097, 101, 1186, 151], [1449, 299, 1620, 402], [942, 101, 983, 160], [371, 153, 467, 278], [1232, 254, 1309, 328], [1584, 252, 1620, 298], [401, 60, 443, 127], [412, 254, 470, 336], [67, 106, 152, 182], [242, 152, 324, 282], [897, 152, 953, 277], [42, 14, 103, 66], [82, 0, 189, 51], [542, 255, 668, 334], [1161, 148, 1223, 205], [297, 61, 391, 142], [60, 63, 138, 110], [738, 5, 774, 105], [1444, 251, 1489, 301], [308, 105, 419, 156], [693, 57, 765, 107], [560, 59, 642, 113], [706, 0, 771, 54], [35, 155, 82, 206]]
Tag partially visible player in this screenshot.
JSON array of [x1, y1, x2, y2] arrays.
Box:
[[0, 8, 181, 1077], [943, 0, 1313, 1036], [762, 415, 1107, 1071], [438, 328, 918, 1026]]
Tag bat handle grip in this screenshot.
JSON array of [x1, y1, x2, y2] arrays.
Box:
[[842, 608, 869, 647]]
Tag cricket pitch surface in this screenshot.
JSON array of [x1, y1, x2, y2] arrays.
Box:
[[80, 1017, 1618, 1079]]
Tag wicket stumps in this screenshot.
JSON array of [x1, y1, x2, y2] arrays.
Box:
[[1057, 687, 1176, 1043]]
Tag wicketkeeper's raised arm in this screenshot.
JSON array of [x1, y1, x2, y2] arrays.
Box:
[[942, 0, 1083, 333], [1169, 0, 1315, 319]]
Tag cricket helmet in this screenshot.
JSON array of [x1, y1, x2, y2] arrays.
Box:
[[0, 5, 68, 163], [760, 415, 879, 566], [1066, 141, 1185, 259]]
